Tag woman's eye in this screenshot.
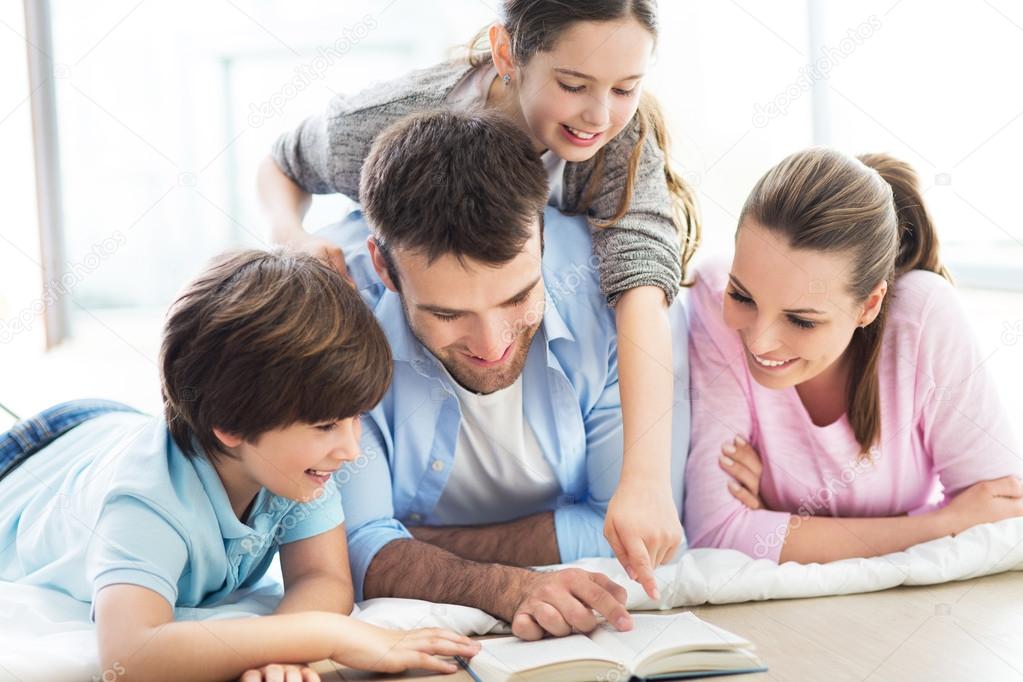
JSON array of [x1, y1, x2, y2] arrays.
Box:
[[788, 316, 816, 330], [613, 87, 636, 97], [557, 81, 584, 94], [727, 290, 754, 306]]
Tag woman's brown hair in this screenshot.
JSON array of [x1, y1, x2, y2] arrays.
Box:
[[740, 147, 951, 456], [160, 249, 392, 460], [462, 0, 701, 283]]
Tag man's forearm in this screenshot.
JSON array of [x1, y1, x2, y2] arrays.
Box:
[[363, 538, 530, 621], [408, 511, 560, 566]]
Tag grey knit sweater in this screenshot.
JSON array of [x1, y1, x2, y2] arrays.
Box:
[[272, 59, 682, 305]]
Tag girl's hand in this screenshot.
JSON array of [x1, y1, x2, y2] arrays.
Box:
[[720, 436, 766, 510], [604, 479, 682, 600], [239, 664, 319, 682], [940, 476, 1023, 535], [284, 231, 348, 278], [330, 621, 480, 675]]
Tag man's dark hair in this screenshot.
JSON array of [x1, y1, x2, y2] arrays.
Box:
[[359, 108, 548, 279]]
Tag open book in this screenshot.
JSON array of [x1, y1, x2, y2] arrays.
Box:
[[465, 612, 766, 681]]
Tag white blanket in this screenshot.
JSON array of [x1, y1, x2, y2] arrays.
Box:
[[3, 517, 1022, 682]]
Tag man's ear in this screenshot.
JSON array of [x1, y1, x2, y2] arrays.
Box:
[[366, 236, 400, 293], [858, 279, 888, 328], [489, 23, 515, 80], [212, 428, 243, 449]]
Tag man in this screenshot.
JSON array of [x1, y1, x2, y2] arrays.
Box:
[[320, 109, 689, 640]]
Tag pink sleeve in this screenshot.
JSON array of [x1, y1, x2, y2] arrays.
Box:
[[913, 274, 1023, 498], [683, 268, 792, 561]]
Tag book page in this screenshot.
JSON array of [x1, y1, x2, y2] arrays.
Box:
[[474, 633, 625, 674], [588, 612, 753, 669]]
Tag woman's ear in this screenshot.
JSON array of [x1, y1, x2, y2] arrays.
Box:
[[212, 428, 243, 449], [858, 279, 888, 327], [488, 23, 515, 79]]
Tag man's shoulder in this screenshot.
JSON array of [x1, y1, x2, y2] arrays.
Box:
[[541, 208, 604, 306]]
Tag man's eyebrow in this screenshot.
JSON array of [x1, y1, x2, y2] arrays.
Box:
[[728, 274, 827, 315], [417, 276, 541, 315], [553, 67, 644, 82]]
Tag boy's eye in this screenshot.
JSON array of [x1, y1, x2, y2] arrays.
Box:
[[727, 290, 754, 306], [315, 422, 337, 432], [433, 312, 461, 322], [557, 81, 584, 94]]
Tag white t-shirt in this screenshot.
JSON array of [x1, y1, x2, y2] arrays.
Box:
[[432, 373, 562, 526], [446, 63, 566, 209]]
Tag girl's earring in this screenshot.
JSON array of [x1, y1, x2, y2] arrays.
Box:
[[502, 73, 512, 87]]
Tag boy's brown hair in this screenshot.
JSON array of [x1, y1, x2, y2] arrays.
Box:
[[160, 249, 392, 460], [358, 108, 548, 278]]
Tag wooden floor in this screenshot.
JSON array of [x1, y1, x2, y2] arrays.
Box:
[[313, 571, 1023, 681]]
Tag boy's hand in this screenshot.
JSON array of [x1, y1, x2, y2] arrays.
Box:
[[604, 477, 681, 600], [239, 664, 319, 682], [329, 621, 480, 674], [720, 436, 766, 510]]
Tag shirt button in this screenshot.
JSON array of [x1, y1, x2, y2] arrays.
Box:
[[409, 512, 422, 522], [431, 459, 445, 472]]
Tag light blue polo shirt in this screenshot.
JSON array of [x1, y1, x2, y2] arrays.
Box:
[[0, 412, 344, 617]]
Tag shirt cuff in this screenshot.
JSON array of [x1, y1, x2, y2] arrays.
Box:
[[347, 518, 413, 602], [554, 503, 614, 563], [91, 568, 178, 622]]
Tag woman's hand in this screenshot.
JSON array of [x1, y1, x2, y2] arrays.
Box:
[[719, 436, 766, 510], [239, 664, 319, 682], [604, 478, 682, 600], [940, 475, 1023, 535], [284, 231, 348, 278], [329, 621, 480, 675]]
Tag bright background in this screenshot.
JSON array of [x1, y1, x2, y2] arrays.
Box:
[[1, 0, 1021, 426]]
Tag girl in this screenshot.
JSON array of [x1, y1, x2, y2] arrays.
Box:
[[684, 148, 1023, 563], [258, 0, 699, 597], [0, 251, 478, 682]]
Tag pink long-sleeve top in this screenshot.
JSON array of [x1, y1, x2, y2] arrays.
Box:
[[683, 260, 1021, 561]]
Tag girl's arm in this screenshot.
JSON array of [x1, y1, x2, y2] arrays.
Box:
[[94, 584, 478, 682], [257, 155, 346, 274], [604, 284, 682, 600], [274, 524, 355, 616]]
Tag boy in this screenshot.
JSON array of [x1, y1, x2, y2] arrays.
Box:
[[0, 249, 478, 681]]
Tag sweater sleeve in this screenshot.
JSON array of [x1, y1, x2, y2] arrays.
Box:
[[911, 273, 1023, 499], [568, 117, 685, 307], [271, 110, 341, 195], [683, 267, 792, 561]]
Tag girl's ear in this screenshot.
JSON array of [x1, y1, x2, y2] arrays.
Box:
[[488, 23, 515, 79], [857, 279, 888, 328], [212, 428, 243, 448]]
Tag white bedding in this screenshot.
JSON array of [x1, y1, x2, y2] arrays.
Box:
[[3, 517, 1022, 682]]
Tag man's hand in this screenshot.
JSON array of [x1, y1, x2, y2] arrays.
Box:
[[502, 568, 632, 641]]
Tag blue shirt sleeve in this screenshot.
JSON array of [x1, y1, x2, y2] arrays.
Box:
[[86, 495, 189, 619], [338, 414, 413, 601], [554, 328, 622, 563]]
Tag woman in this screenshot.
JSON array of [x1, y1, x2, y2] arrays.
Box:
[[258, 0, 699, 595], [684, 148, 1023, 563]]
